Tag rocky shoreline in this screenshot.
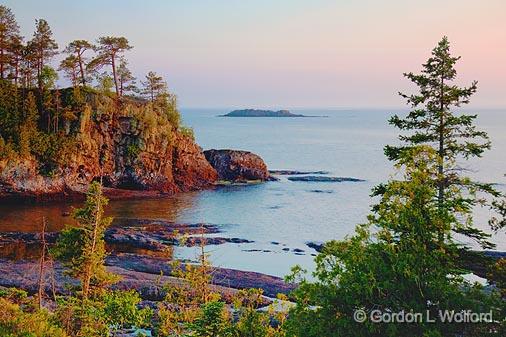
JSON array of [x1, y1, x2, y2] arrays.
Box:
[[0, 148, 274, 202], [0, 218, 296, 298], [0, 253, 295, 300]]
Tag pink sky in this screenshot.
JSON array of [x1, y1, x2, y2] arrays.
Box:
[[5, 0, 506, 108]]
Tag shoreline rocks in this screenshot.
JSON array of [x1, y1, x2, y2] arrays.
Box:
[[0, 253, 293, 300], [269, 170, 330, 175], [288, 176, 364, 182], [0, 216, 295, 298], [0, 221, 255, 260], [204, 149, 273, 182]]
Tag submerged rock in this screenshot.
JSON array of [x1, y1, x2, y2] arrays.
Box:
[[269, 170, 330, 175], [306, 241, 324, 252], [204, 149, 273, 182], [0, 220, 251, 259], [288, 176, 364, 182], [308, 189, 334, 194]]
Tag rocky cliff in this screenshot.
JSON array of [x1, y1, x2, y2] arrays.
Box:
[[0, 91, 217, 200]]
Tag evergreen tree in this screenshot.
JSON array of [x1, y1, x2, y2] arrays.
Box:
[[0, 78, 20, 141], [0, 5, 21, 80], [88, 36, 132, 97], [8, 34, 24, 85], [40, 65, 58, 132], [285, 147, 504, 337], [20, 41, 38, 89], [59, 55, 80, 87], [383, 36, 499, 248], [116, 58, 136, 96], [28, 19, 58, 91], [18, 91, 39, 157], [63, 39, 93, 86], [52, 182, 117, 299], [141, 71, 167, 102], [186, 301, 233, 337]]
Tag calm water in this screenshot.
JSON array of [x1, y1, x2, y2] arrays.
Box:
[[1, 108, 505, 277]]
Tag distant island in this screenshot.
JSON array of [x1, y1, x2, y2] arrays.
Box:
[[221, 109, 307, 117]]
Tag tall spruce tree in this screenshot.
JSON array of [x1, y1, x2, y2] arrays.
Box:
[[285, 147, 504, 337], [0, 5, 21, 80], [384, 36, 500, 248]]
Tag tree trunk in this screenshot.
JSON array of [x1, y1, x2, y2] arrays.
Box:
[[38, 49, 44, 92], [14, 60, 19, 86], [77, 52, 86, 86], [37, 217, 47, 309], [111, 53, 119, 97], [82, 193, 101, 299], [438, 71, 445, 209], [0, 46, 4, 79], [437, 71, 445, 245]]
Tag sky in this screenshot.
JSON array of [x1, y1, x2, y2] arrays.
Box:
[[4, 0, 506, 108]]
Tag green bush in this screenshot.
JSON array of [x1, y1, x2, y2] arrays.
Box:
[[180, 126, 194, 140], [0, 297, 68, 337]]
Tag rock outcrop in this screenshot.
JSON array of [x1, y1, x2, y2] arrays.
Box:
[[204, 149, 272, 182], [269, 170, 330, 175], [0, 254, 293, 300], [0, 92, 218, 200], [287, 176, 364, 182]]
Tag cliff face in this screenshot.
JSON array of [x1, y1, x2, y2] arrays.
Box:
[[0, 92, 217, 199]]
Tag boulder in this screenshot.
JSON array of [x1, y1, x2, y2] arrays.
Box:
[[204, 149, 272, 182]]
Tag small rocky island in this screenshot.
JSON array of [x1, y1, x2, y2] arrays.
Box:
[[221, 109, 306, 117]]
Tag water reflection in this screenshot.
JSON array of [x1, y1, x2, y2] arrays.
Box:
[[0, 191, 200, 233]]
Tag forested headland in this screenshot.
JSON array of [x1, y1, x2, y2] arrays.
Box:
[[0, 5, 220, 201]]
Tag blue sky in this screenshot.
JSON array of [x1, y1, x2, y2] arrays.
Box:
[[4, 0, 506, 108]]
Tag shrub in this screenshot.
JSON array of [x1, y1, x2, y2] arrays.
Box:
[[180, 126, 195, 140], [0, 297, 68, 337]]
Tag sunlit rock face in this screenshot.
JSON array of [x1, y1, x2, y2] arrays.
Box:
[[0, 91, 218, 200]]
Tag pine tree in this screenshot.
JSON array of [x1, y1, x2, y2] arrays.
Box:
[[383, 36, 499, 248], [18, 92, 41, 160], [141, 71, 167, 102], [63, 40, 93, 86], [59, 55, 80, 87], [88, 36, 132, 97], [0, 5, 21, 80], [116, 58, 136, 96], [28, 19, 58, 91], [8, 34, 24, 85]]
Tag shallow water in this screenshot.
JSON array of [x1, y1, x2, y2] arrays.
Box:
[[1, 108, 505, 277]]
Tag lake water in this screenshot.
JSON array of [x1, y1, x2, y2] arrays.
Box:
[[1, 108, 505, 277]]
